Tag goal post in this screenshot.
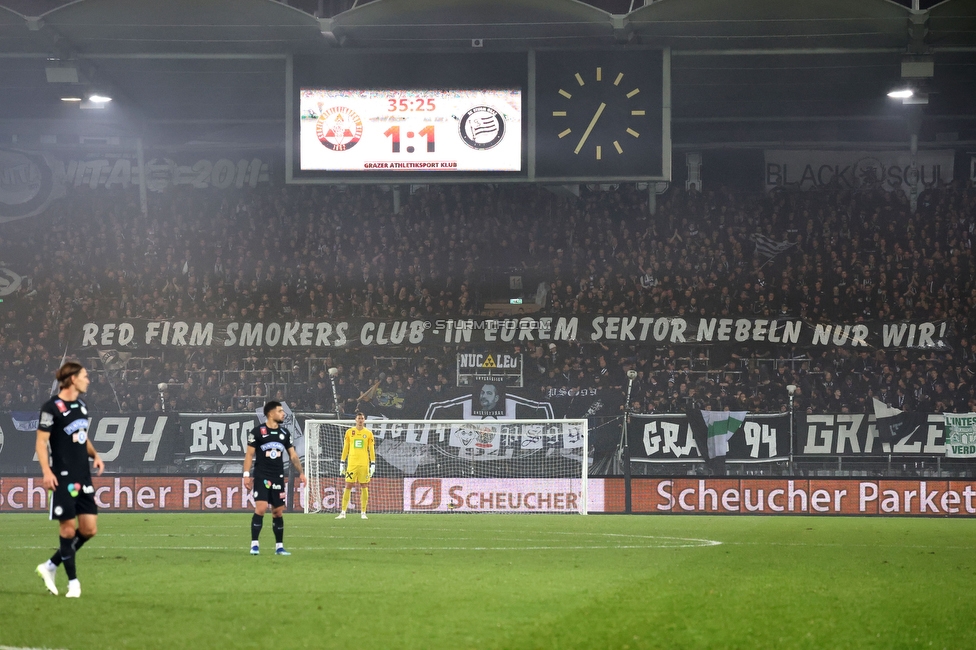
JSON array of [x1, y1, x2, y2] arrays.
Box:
[[304, 419, 589, 514]]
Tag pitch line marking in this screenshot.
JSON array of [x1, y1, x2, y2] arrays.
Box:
[[9, 536, 721, 551]]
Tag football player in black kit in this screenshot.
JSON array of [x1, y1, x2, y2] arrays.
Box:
[[243, 401, 305, 555], [35, 362, 105, 598]]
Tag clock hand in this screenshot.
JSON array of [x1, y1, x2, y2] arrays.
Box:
[[574, 102, 606, 155]]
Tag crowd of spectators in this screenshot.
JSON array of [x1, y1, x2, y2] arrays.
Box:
[[1, 180, 975, 419]]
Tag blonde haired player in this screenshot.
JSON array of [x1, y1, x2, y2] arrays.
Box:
[[336, 411, 375, 519]]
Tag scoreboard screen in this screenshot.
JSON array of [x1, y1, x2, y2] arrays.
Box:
[[288, 50, 669, 184], [299, 88, 522, 173]]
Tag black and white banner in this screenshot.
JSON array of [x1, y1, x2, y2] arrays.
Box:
[[0, 412, 179, 471], [182, 412, 262, 463], [798, 412, 946, 456], [630, 413, 792, 462], [765, 149, 955, 192], [1, 409, 959, 474], [77, 317, 954, 351]]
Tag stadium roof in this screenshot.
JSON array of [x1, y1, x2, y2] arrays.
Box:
[[0, 0, 974, 150]]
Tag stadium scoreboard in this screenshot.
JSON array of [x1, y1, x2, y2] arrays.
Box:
[[299, 89, 522, 173], [287, 50, 670, 184]]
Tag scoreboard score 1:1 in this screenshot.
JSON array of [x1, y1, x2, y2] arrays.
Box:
[[299, 88, 522, 172]]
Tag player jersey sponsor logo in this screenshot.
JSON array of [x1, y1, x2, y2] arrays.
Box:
[[54, 399, 68, 414], [260, 426, 268, 437], [68, 483, 81, 497], [263, 479, 272, 488], [354, 438, 365, 449], [82, 484, 94, 494], [64, 419, 88, 436], [260, 440, 286, 459]]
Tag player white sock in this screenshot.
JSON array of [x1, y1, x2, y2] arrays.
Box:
[[45, 560, 57, 571]]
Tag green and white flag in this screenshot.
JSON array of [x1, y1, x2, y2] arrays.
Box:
[[702, 410, 748, 458], [943, 413, 976, 458]]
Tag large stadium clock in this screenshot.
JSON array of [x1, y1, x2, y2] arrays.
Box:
[[534, 49, 667, 181]]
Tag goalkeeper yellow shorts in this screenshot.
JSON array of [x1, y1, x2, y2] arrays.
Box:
[[344, 463, 371, 484]]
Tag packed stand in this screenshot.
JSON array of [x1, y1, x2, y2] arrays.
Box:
[[0, 182, 974, 418]]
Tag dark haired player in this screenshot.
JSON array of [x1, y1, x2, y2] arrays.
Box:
[[35, 362, 104, 598], [243, 401, 305, 555]]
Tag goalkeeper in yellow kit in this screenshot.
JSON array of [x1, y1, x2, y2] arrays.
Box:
[[336, 411, 375, 520]]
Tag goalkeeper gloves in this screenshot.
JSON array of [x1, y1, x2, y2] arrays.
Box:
[[339, 462, 346, 475], [369, 463, 376, 478]]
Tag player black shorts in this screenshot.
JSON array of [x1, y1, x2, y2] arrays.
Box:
[[252, 477, 286, 508], [49, 480, 98, 521]]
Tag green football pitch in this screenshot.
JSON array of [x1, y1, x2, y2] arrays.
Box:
[[1, 513, 974, 650]]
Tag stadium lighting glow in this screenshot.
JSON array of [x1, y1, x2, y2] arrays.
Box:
[[87, 94, 112, 103], [887, 88, 914, 99], [60, 96, 82, 102]]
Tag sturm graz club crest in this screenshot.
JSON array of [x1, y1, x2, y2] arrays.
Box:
[[459, 106, 505, 150], [315, 107, 364, 152]]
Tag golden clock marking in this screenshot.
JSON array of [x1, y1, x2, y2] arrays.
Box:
[[551, 65, 643, 159], [574, 102, 606, 155]]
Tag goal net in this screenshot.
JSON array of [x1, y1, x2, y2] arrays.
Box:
[[304, 419, 588, 514]]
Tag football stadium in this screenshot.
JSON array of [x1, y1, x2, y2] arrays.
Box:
[[2, 0, 976, 648]]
